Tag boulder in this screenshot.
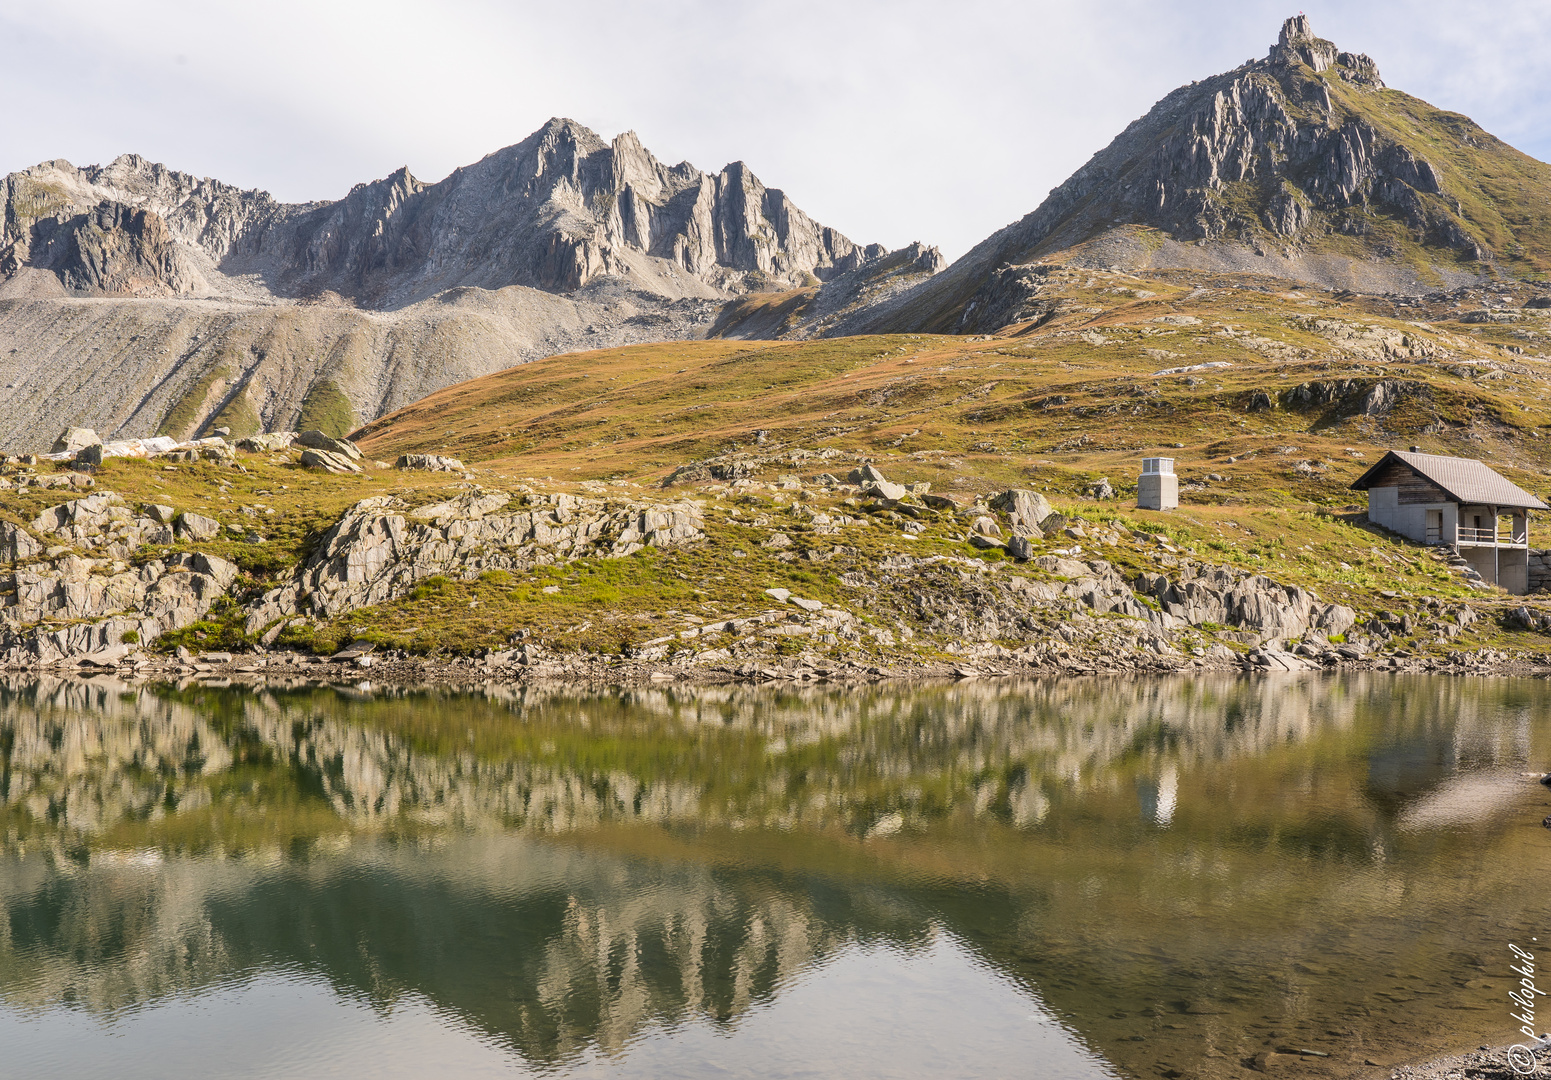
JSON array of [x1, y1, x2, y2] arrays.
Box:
[[296, 430, 363, 461], [848, 464, 889, 486], [863, 481, 908, 502], [300, 448, 363, 474], [76, 643, 134, 667], [74, 444, 104, 467], [989, 489, 1054, 534], [51, 427, 101, 455], [237, 432, 298, 452], [396, 454, 465, 472], [1088, 477, 1116, 500], [145, 503, 177, 524], [971, 516, 1003, 537], [1006, 535, 1034, 561], [175, 512, 221, 541]]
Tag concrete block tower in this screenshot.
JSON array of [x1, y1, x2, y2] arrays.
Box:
[[1137, 457, 1178, 511]]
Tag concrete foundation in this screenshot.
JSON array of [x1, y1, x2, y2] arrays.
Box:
[[1137, 473, 1178, 511]]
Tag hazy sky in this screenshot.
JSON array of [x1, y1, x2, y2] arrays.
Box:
[[2, 0, 1548, 262]]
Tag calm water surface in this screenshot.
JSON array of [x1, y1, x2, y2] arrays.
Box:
[[1, 674, 1548, 1079]]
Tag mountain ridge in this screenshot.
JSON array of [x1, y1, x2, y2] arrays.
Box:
[[0, 119, 932, 451], [0, 117, 888, 308]]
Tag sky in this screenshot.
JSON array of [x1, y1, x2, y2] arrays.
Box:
[[2, 0, 1549, 263]]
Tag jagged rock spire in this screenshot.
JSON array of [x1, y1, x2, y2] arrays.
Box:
[[1279, 14, 1314, 48], [1268, 14, 1382, 84]]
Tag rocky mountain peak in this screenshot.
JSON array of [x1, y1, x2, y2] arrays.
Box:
[[818, 14, 1551, 337], [1269, 14, 1382, 86]]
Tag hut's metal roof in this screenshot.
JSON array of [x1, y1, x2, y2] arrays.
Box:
[[1350, 450, 1549, 510]]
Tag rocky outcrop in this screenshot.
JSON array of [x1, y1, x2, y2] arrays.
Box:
[[397, 454, 465, 472], [294, 430, 362, 460], [243, 490, 706, 633], [51, 427, 101, 454], [1129, 562, 1357, 640], [0, 488, 240, 664], [1, 195, 204, 298]]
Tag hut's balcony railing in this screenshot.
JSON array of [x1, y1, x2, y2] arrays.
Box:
[[1452, 525, 1529, 547]]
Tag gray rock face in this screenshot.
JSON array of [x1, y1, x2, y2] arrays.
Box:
[[31, 493, 175, 557], [1130, 564, 1356, 640], [864, 481, 908, 501], [1, 123, 877, 307], [174, 512, 220, 542], [236, 433, 298, 452], [243, 490, 706, 632], [0, 549, 236, 664], [0, 521, 42, 562], [707, 241, 945, 340]]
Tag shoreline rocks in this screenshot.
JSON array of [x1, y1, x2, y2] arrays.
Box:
[[0, 463, 1540, 681]]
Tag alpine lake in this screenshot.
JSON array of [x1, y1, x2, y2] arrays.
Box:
[[1, 673, 1548, 1079]]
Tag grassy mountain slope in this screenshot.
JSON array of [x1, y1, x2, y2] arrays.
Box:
[[7, 261, 1551, 666], [355, 267, 1551, 497]]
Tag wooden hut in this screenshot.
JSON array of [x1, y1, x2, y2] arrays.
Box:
[[1349, 449, 1547, 593]]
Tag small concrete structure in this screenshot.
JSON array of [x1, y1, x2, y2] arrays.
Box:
[[1137, 457, 1178, 511], [1350, 449, 1548, 594]]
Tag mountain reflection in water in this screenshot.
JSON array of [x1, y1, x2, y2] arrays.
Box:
[[1, 674, 1549, 1080]]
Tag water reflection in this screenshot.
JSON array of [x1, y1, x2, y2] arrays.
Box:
[[2, 674, 1549, 1079]]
